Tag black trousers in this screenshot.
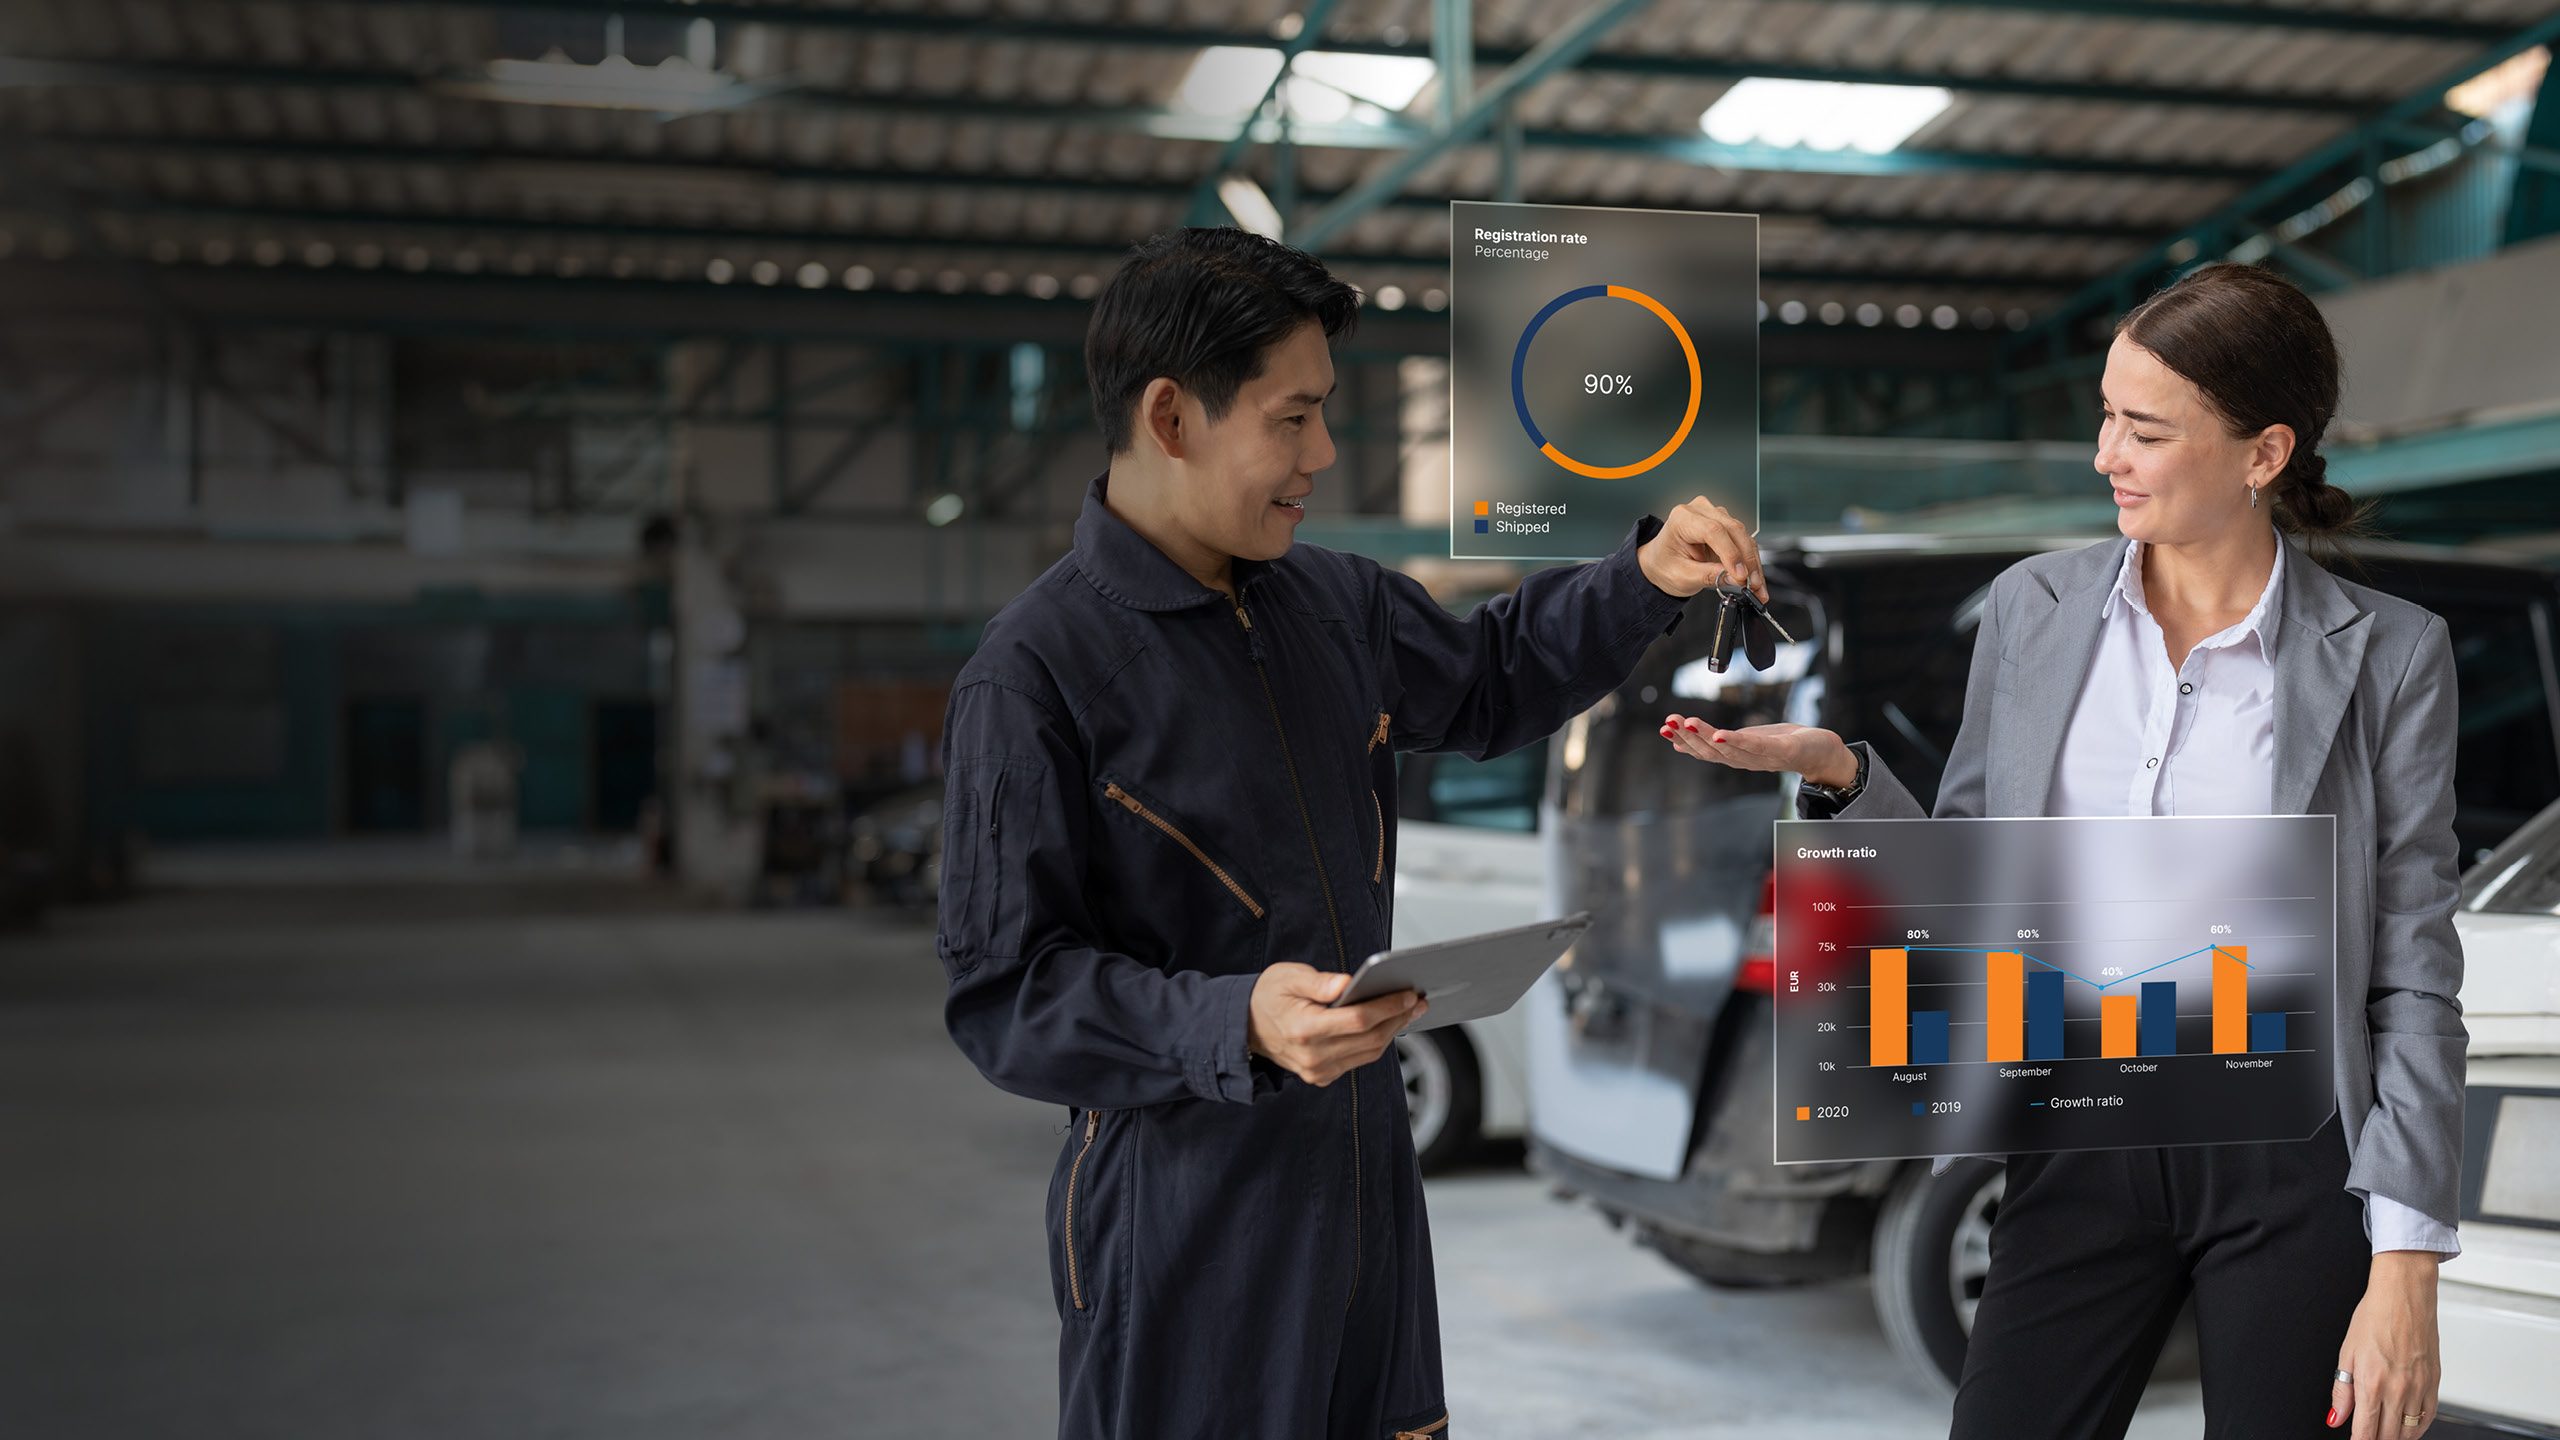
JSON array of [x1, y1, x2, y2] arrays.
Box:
[[1951, 1119, 2370, 1440]]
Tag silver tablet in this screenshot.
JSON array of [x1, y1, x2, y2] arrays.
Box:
[[1329, 912, 1593, 1032]]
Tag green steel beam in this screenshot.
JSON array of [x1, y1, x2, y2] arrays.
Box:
[[37, 195, 1432, 268], [21, 131, 2178, 241], [1434, 0, 1476, 131], [1529, 129, 2261, 180], [2510, 42, 2560, 244], [0, 62, 2274, 182], [7, 25, 2374, 116], [266, 0, 2530, 45], [1295, 0, 1661, 249], [2004, 7, 2560, 363], [34, 194, 2123, 293], [2328, 408, 2560, 494]]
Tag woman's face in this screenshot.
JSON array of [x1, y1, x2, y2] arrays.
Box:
[[2094, 335, 2291, 548]]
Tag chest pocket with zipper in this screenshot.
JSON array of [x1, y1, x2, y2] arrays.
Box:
[[1098, 776, 1267, 920]]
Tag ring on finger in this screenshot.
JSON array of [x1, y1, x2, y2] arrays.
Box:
[[2334, 1370, 2354, 1385]]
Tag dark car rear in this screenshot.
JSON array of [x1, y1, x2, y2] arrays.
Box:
[[1528, 533, 2560, 1390]]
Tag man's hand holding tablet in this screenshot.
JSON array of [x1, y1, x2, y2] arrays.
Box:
[[1248, 965, 1426, 1087]]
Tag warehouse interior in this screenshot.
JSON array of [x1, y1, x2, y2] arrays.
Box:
[[4, 0, 2560, 1435]]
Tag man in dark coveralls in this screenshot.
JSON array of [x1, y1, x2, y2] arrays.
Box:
[[936, 228, 1762, 1440]]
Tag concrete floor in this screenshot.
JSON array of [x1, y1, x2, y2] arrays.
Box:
[[0, 879, 2210, 1439]]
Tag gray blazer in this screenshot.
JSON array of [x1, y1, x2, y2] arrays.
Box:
[[1825, 535, 2467, 1227]]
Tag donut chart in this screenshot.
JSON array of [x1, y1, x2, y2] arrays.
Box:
[[1508, 284, 1704, 481]]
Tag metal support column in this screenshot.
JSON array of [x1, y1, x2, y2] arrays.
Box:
[[1433, 0, 1474, 132], [1497, 101, 1523, 201], [1273, 117, 1298, 236], [2361, 140, 2388, 276]]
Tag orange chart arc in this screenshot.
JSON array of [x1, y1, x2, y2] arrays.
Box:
[[1509, 284, 1704, 481]]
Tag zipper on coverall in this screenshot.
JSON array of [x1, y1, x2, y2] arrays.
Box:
[[1066, 1108, 1100, 1310], [1232, 598, 1364, 1305]]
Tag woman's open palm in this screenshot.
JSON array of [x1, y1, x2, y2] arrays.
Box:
[[1660, 715, 1859, 789]]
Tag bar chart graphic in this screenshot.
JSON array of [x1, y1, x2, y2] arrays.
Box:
[[1773, 815, 2337, 1163]]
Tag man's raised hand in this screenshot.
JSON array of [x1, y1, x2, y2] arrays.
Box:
[[1638, 496, 1764, 601], [1247, 963, 1426, 1088]]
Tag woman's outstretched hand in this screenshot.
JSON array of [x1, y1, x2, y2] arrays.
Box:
[[1659, 715, 1861, 791]]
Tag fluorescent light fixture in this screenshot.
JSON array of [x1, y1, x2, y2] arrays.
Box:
[[1216, 175, 1287, 240], [1700, 78, 1952, 153], [2446, 45, 2548, 120], [438, 53, 781, 114], [1174, 47, 1286, 116], [1173, 47, 1435, 125], [1291, 52, 1436, 111]]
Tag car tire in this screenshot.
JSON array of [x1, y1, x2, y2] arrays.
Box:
[[1396, 1029, 1481, 1174], [1873, 1158, 2004, 1394]]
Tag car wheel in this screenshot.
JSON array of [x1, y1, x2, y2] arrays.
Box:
[[1395, 1029, 1481, 1174], [1873, 1158, 2004, 1394]]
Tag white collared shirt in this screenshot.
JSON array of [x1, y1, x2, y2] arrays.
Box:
[[2050, 537, 2458, 1255]]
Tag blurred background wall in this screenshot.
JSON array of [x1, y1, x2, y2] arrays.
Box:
[[2, 0, 2558, 916]]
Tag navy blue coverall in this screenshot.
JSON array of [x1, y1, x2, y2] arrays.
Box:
[[937, 479, 1687, 1440]]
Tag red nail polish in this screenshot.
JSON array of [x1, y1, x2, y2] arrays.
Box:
[[2325, 1410, 2338, 1427]]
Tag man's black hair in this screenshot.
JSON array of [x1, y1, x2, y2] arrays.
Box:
[[1085, 228, 1361, 455]]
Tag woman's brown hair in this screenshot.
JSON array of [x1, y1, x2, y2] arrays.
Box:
[[2116, 263, 2366, 543]]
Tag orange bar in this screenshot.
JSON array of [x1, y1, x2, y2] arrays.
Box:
[[2101, 995, 2139, 1057], [1871, 949, 1909, 1067], [2213, 946, 2250, 1054], [1986, 951, 2026, 1063]]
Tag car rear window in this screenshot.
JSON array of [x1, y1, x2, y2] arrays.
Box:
[[2464, 799, 2560, 914], [1824, 552, 2032, 813], [1397, 741, 1546, 833], [2353, 556, 2560, 864], [1552, 586, 1825, 820]]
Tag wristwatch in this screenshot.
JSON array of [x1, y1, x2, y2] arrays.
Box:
[[1796, 745, 1870, 814]]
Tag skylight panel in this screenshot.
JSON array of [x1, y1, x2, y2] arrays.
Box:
[[1172, 47, 1436, 125], [1700, 78, 1954, 154]]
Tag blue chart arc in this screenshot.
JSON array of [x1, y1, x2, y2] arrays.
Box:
[[1508, 284, 1703, 480]]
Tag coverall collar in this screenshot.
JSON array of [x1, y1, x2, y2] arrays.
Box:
[[1073, 473, 1272, 613]]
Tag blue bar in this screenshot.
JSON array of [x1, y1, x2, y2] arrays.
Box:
[[1911, 1010, 1950, 1065], [2139, 981, 2178, 1056], [2250, 1012, 2286, 1053], [2027, 970, 2065, 1060]]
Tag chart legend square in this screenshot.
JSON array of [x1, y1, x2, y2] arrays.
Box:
[[1448, 201, 1757, 560], [1773, 815, 2338, 1163]]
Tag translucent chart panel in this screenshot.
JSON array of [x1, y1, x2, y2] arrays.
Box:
[[1772, 815, 2339, 1163], [1448, 201, 1759, 560]]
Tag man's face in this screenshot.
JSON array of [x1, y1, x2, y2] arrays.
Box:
[[1165, 322, 1338, 563]]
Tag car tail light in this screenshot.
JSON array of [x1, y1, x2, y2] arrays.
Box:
[[1737, 871, 1775, 993]]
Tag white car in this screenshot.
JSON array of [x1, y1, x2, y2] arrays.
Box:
[[1388, 745, 1549, 1171], [2439, 806, 2560, 1438]]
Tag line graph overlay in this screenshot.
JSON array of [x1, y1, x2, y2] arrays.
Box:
[[1774, 815, 2338, 1164]]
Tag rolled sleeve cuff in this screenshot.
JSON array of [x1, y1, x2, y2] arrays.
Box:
[[1178, 971, 1267, 1104], [1616, 515, 1691, 634], [2365, 1192, 2461, 1257]]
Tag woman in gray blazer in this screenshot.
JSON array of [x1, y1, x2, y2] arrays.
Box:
[[1663, 265, 2463, 1440]]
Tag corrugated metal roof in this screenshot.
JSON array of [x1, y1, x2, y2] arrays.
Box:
[[2, 0, 2553, 322]]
